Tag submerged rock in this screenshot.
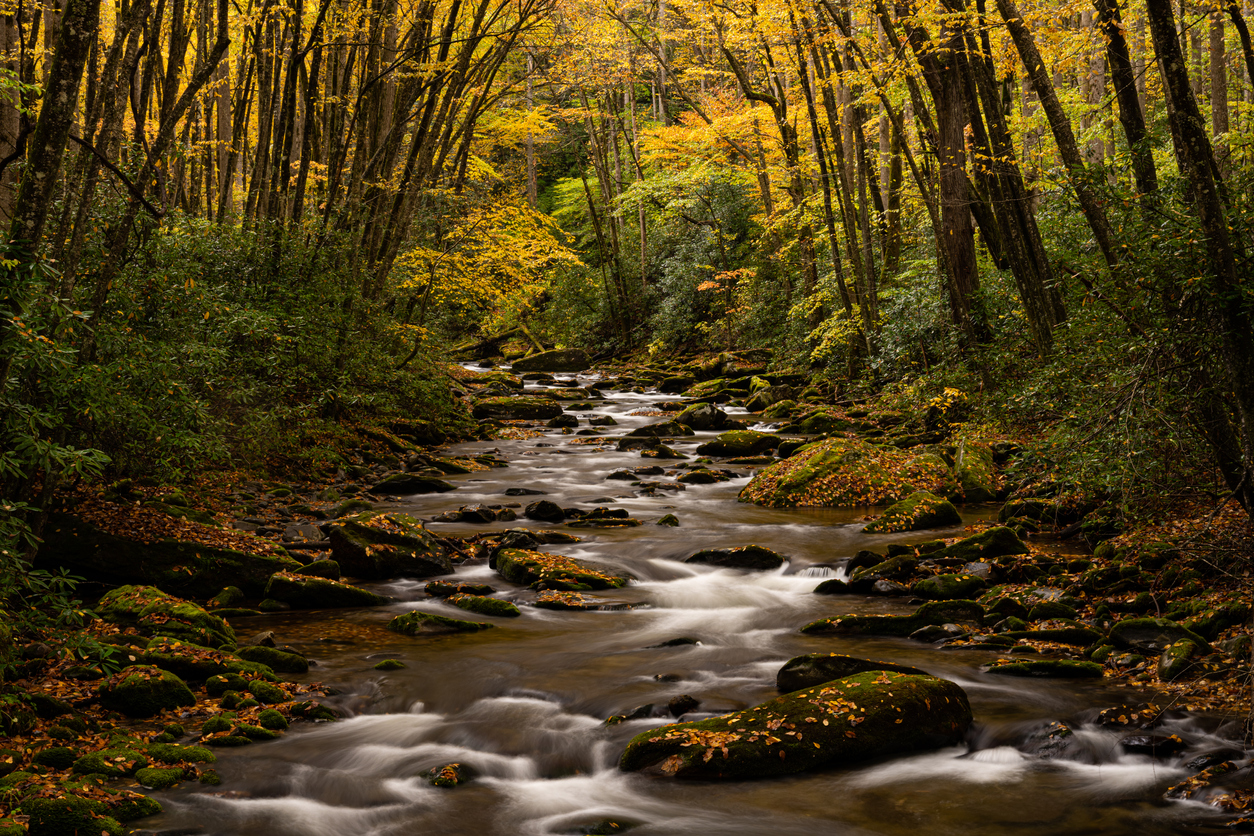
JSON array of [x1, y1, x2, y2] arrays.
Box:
[[776, 653, 929, 692], [685, 545, 787, 571], [619, 671, 971, 779]]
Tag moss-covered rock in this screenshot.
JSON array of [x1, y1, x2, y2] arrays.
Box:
[[366, 473, 455, 495], [146, 743, 215, 764], [953, 441, 997, 501], [802, 600, 984, 636], [31, 747, 76, 769], [911, 573, 987, 601], [326, 512, 453, 579], [776, 654, 929, 692], [675, 468, 731, 485], [847, 554, 918, 590], [248, 680, 288, 704], [1109, 618, 1211, 655], [936, 527, 1028, 562], [37, 513, 300, 598], [739, 437, 954, 508], [509, 348, 591, 372], [493, 548, 630, 591], [23, 797, 125, 836], [674, 403, 731, 431], [1002, 621, 1105, 646], [387, 611, 495, 636], [1157, 639, 1205, 682], [619, 671, 971, 779], [96, 585, 237, 648], [136, 766, 186, 789], [984, 659, 1104, 677], [235, 644, 309, 674], [263, 571, 388, 609], [208, 586, 244, 608], [472, 396, 563, 420], [71, 746, 148, 777], [447, 594, 521, 618], [863, 491, 961, 534], [96, 666, 196, 718], [696, 430, 778, 457], [257, 709, 289, 730], [684, 545, 787, 571], [138, 637, 242, 681], [624, 420, 695, 438]]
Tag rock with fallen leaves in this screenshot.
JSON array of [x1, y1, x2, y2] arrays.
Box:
[[776, 654, 930, 693], [263, 571, 389, 610], [96, 665, 197, 718], [326, 512, 453, 579], [37, 511, 301, 598], [619, 670, 971, 779], [96, 586, 236, 649], [492, 548, 631, 591], [862, 491, 962, 534]]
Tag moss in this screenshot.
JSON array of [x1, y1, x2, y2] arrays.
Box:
[[263, 571, 388, 610], [387, 611, 496, 636], [71, 747, 148, 778], [685, 545, 786, 571], [911, 573, 987, 601], [205, 735, 252, 747], [199, 769, 222, 784], [257, 709, 289, 730], [235, 644, 310, 674], [23, 796, 124, 836], [619, 671, 971, 779], [776, 654, 928, 692], [373, 659, 406, 671], [937, 527, 1028, 562], [740, 437, 955, 508], [447, 594, 521, 618], [206, 672, 250, 696], [139, 637, 239, 681], [96, 585, 237, 649], [863, 492, 962, 534], [471, 395, 563, 420], [803, 600, 984, 636], [136, 766, 186, 789], [695, 430, 779, 457], [201, 714, 235, 735], [105, 791, 161, 821], [493, 548, 630, 591], [146, 743, 215, 764], [326, 512, 453, 579], [233, 723, 279, 740], [248, 680, 288, 705], [97, 666, 196, 718], [953, 441, 997, 501], [984, 660, 1104, 677]]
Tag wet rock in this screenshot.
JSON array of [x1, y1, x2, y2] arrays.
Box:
[[37, 513, 302, 598], [1157, 639, 1206, 681], [1026, 601, 1077, 621], [606, 469, 637, 481], [936, 527, 1028, 561], [982, 596, 1030, 623], [426, 761, 477, 787], [685, 545, 787, 570], [776, 653, 928, 692], [745, 385, 795, 412], [588, 415, 617, 426], [912, 572, 987, 601], [297, 558, 341, 580], [366, 473, 455, 495], [327, 512, 453, 579], [640, 444, 686, 460], [862, 491, 961, 534], [472, 396, 563, 420], [625, 420, 695, 438], [983, 659, 1103, 677], [813, 578, 849, 594], [619, 671, 971, 779], [909, 623, 966, 642], [674, 403, 731, 431], [387, 611, 495, 635], [1120, 734, 1185, 757], [509, 348, 591, 373], [668, 695, 701, 717], [871, 579, 911, 595], [97, 585, 237, 649], [235, 643, 310, 674], [447, 593, 521, 618], [1002, 620, 1104, 646], [493, 548, 631, 590], [802, 600, 984, 637], [659, 374, 696, 394], [657, 514, 680, 527], [696, 430, 778, 457], [98, 666, 197, 718], [505, 488, 545, 496], [547, 414, 578, 428], [1019, 720, 1078, 760], [263, 571, 389, 609], [676, 468, 730, 485], [1109, 617, 1210, 655], [848, 554, 917, 591], [425, 581, 495, 597], [524, 500, 566, 523]]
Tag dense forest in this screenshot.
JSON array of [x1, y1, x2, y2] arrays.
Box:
[[1, 0, 1254, 827]]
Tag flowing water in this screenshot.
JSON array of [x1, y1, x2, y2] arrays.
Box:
[[145, 371, 1246, 835]]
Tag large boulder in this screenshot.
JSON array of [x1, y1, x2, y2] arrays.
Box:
[[953, 441, 998, 501], [802, 600, 984, 637], [327, 512, 453, 579], [37, 512, 300, 598], [625, 420, 695, 438], [936, 527, 1028, 561], [138, 637, 265, 681], [1109, 618, 1211, 655], [739, 437, 954, 508], [471, 396, 563, 420], [862, 491, 961, 534], [97, 666, 197, 718], [493, 548, 630, 591], [674, 403, 731, 431], [97, 585, 236, 649], [745, 385, 795, 412], [619, 671, 971, 779], [509, 349, 591, 373], [685, 545, 787, 571], [263, 571, 389, 609], [696, 430, 778, 457], [776, 653, 929, 692]]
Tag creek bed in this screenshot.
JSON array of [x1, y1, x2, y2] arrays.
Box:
[[142, 371, 1242, 835]]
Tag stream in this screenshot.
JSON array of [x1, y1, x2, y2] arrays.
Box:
[[144, 369, 1245, 835]]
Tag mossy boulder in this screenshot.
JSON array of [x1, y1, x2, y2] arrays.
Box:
[[802, 600, 984, 637], [235, 644, 310, 674], [1002, 621, 1105, 646], [695, 430, 778, 457], [911, 573, 988, 601], [145, 743, 215, 764], [97, 666, 197, 718], [776, 654, 929, 692], [71, 746, 148, 777], [625, 420, 695, 438], [509, 348, 591, 372], [258, 709, 289, 730], [32, 747, 76, 769], [619, 671, 971, 779], [366, 473, 455, 495], [847, 554, 917, 590], [37, 512, 300, 598], [23, 797, 125, 836], [984, 660, 1104, 677], [675, 469, 731, 485], [674, 403, 731, 431], [684, 545, 787, 571], [953, 441, 997, 501], [139, 637, 242, 681], [248, 680, 288, 704], [96, 585, 237, 649], [493, 548, 630, 591], [1109, 618, 1210, 655], [472, 396, 563, 420], [739, 437, 954, 508], [387, 611, 495, 636], [936, 527, 1028, 562], [327, 512, 453, 579], [263, 571, 388, 609], [863, 491, 961, 534], [136, 766, 186, 789], [447, 594, 521, 618]]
